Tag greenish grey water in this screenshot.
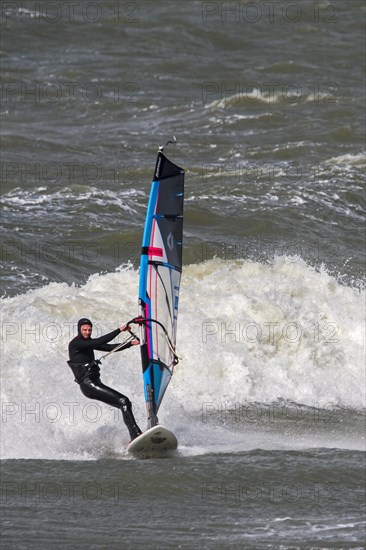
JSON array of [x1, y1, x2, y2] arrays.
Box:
[[1, 0, 365, 295], [2, 450, 365, 549]]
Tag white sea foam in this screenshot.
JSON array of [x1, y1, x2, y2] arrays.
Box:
[[326, 151, 366, 168], [1, 259, 365, 459]]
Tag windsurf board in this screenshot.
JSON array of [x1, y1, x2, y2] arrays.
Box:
[[127, 425, 178, 454]]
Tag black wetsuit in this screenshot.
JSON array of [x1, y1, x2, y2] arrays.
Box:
[[68, 319, 142, 440]]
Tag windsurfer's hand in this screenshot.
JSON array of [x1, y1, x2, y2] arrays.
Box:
[[131, 339, 139, 346], [120, 324, 128, 332]]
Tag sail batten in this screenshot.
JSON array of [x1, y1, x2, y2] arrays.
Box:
[[138, 151, 184, 428]]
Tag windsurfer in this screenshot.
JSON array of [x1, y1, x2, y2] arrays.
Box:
[[68, 318, 142, 441]]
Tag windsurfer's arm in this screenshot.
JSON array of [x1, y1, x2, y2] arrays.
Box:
[[95, 340, 138, 352], [75, 328, 122, 350], [91, 323, 139, 352]]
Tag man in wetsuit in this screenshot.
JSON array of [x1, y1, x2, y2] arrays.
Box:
[[68, 318, 142, 441]]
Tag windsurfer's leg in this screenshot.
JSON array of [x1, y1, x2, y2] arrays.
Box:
[[119, 395, 142, 441], [79, 378, 142, 440]]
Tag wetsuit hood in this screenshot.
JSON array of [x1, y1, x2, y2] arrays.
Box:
[[77, 318, 93, 335]]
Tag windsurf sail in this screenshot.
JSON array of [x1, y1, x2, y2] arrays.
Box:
[[137, 146, 184, 428]]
